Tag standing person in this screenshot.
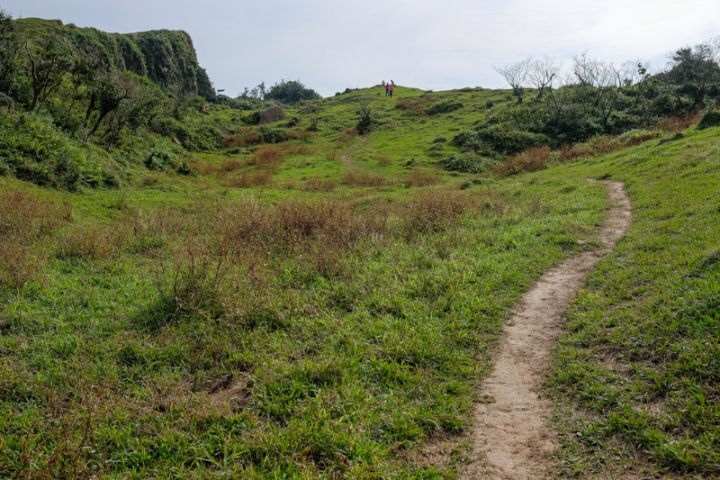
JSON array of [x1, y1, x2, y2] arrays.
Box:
[[382, 80, 386, 86], [385, 83, 390, 96], [390, 80, 395, 87], [388, 84, 394, 98]]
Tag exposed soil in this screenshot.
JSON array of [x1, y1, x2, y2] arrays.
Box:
[[340, 136, 368, 167], [460, 180, 632, 479]]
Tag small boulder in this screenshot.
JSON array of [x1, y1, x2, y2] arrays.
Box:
[[0, 92, 15, 113], [258, 107, 286, 125]]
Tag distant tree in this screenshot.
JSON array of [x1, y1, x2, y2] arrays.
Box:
[[355, 97, 375, 134], [572, 53, 625, 129], [528, 56, 561, 99], [265, 79, 321, 105], [661, 42, 720, 112], [22, 34, 75, 110], [0, 9, 19, 95], [494, 59, 530, 104]]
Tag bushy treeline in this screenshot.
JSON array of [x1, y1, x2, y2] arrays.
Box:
[[234, 79, 322, 108], [454, 39, 720, 155]]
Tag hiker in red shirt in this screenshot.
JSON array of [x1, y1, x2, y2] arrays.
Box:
[[388, 84, 394, 98]]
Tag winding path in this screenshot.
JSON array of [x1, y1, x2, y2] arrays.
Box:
[[461, 180, 632, 479], [339, 136, 368, 168]]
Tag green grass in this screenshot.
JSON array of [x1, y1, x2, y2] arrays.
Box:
[[0, 164, 604, 478], [2, 79, 719, 478], [543, 125, 720, 477]]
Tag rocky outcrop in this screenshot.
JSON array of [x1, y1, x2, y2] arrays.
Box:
[[258, 107, 286, 125], [0, 92, 14, 112]]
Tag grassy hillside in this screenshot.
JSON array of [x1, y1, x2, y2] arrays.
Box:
[[544, 124, 720, 478], [1, 66, 720, 478], [0, 83, 607, 478]]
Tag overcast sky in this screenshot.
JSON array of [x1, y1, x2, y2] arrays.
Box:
[[3, 0, 718, 97]]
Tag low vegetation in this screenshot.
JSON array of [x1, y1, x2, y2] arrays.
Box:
[[1, 10, 719, 479]]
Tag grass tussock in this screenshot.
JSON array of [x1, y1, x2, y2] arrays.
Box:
[[187, 159, 217, 176], [220, 159, 244, 173], [338, 128, 359, 144], [283, 144, 316, 156], [223, 128, 263, 148], [252, 145, 285, 170], [405, 190, 474, 235], [404, 170, 443, 187], [342, 170, 391, 187]]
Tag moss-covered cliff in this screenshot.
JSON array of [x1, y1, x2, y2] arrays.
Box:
[[15, 18, 214, 98]]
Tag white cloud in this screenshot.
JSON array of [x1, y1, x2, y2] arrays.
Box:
[[3, 0, 719, 96]]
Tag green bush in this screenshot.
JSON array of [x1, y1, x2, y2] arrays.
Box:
[[426, 100, 463, 115], [697, 110, 720, 129], [265, 80, 321, 105], [150, 116, 221, 151], [0, 111, 116, 190], [444, 153, 496, 174], [144, 149, 175, 171], [475, 126, 549, 155]]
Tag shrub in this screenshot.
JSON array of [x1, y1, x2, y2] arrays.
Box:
[[144, 149, 175, 171], [697, 110, 720, 130], [493, 146, 552, 176], [445, 153, 496, 174], [259, 126, 289, 144], [395, 96, 433, 114], [426, 100, 463, 115], [150, 116, 222, 151], [475, 126, 549, 155], [265, 79, 322, 105]]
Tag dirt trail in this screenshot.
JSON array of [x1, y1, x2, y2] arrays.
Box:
[[461, 180, 632, 480], [340, 137, 368, 168]]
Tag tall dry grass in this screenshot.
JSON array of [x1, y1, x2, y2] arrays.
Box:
[[404, 171, 442, 187], [0, 189, 70, 289], [494, 146, 552, 176], [342, 170, 391, 187], [252, 145, 285, 171]]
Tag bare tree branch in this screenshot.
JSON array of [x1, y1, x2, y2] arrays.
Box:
[[494, 59, 531, 104]]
